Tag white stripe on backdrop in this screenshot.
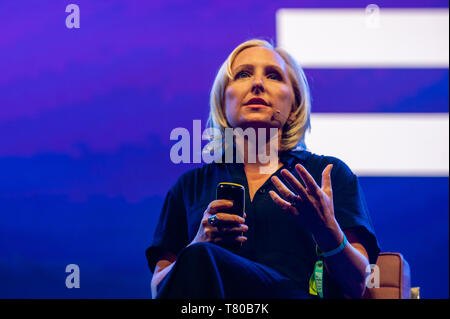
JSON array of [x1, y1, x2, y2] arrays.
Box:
[[276, 8, 449, 68], [305, 113, 449, 176], [277, 8, 449, 176]]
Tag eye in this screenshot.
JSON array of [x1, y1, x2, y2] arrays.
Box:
[[235, 70, 251, 79], [267, 72, 282, 81]]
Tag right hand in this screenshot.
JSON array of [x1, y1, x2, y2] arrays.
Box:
[[190, 199, 248, 247]]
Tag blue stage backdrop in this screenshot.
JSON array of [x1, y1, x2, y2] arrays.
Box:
[[0, 0, 448, 298]]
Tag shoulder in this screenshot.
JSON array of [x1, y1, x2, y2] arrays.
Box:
[[168, 162, 225, 202], [174, 162, 222, 186]]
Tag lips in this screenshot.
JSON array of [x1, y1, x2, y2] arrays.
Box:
[[244, 97, 270, 106]]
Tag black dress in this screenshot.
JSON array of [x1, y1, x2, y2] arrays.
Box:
[[146, 150, 380, 298]]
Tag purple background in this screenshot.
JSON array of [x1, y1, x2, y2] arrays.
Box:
[[0, 0, 448, 298]]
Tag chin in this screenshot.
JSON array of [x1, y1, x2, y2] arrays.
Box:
[[236, 116, 279, 129]]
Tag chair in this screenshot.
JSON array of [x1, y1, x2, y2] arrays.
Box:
[[363, 252, 416, 299]]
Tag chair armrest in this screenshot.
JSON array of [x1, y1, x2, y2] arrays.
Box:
[[363, 252, 411, 299]]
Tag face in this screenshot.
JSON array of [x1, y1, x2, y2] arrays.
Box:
[[224, 46, 295, 130]]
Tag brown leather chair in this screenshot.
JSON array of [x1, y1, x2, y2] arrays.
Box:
[[363, 252, 412, 299]]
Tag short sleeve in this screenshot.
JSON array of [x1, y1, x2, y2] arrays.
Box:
[[332, 164, 381, 264], [145, 184, 189, 273]]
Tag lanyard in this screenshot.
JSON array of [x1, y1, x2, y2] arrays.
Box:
[[309, 258, 324, 298]]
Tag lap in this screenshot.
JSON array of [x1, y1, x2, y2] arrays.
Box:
[[156, 242, 310, 299]]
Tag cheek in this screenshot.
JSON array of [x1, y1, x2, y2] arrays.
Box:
[[224, 86, 240, 113], [277, 86, 294, 111]]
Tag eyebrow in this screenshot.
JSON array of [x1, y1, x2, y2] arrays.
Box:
[[233, 64, 285, 74]]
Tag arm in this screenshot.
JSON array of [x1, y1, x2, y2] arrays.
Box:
[[151, 251, 177, 299], [150, 200, 248, 299], [314, 226, 370, 298], [270, 163, 372, 299]]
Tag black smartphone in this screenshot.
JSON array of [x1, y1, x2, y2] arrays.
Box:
[[216, 182, 245, 217]]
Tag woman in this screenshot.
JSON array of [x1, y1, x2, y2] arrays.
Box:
[[146, 39, 380, 299]]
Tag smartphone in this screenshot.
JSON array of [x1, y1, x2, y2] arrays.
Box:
[[216, 182, 245, 217]]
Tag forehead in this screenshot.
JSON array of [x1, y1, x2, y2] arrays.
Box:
[[231, 46, 288, 72]]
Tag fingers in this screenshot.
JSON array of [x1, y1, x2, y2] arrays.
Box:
[[279, 169, 309, 201], [215, 224, 249, 236], [268, 190, 299, 215], [206, 199, 234, 216], [205, 224, 248, 236], [215, 212, 246, 224], [321, 164, 333, 197], [207, 223, 248, 244], [295, 164, 321, 199], [270, 165, 333, 216], [203, 198, 248, 242], [203, 212, 245, 228], [270, 175, 300, 204]]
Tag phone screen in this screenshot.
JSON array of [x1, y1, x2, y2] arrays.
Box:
[[216, 182, 245, 217]]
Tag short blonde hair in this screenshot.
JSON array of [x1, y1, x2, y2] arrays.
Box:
[[206, 39, 311, 151]]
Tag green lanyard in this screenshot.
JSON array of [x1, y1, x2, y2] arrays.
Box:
[[309, 258, 324, 298]]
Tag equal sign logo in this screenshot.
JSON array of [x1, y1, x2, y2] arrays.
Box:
[[276, 7, 449, 177]]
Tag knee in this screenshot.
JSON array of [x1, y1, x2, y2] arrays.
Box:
[[183, 242, 216, 256], [181, 242, 216, 259]]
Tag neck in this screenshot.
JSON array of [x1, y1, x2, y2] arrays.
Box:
[[234, 128, 282, 174]]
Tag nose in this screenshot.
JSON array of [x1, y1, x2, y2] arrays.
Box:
[[251, 76, 265, 94]]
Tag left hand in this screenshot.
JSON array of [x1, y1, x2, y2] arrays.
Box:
[[269, 163, 338, 237]]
